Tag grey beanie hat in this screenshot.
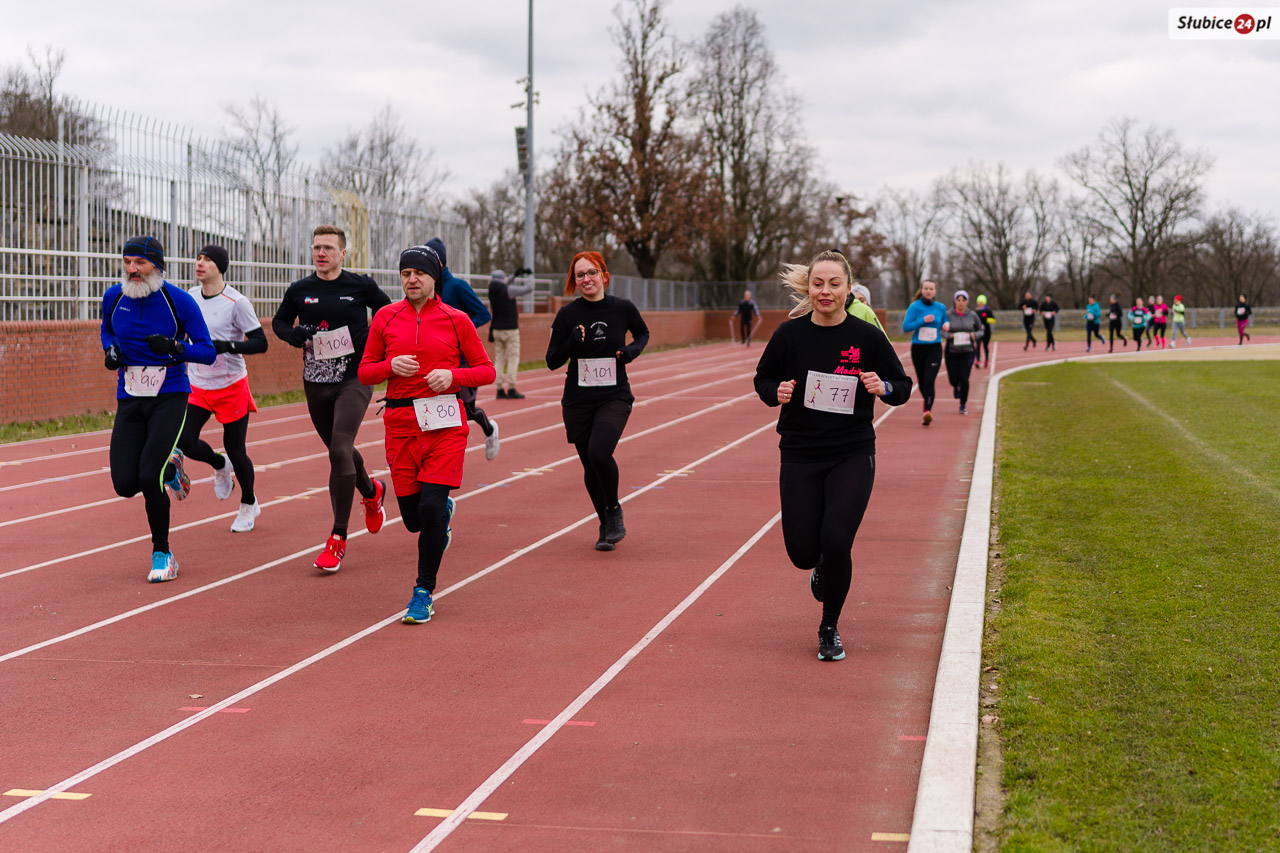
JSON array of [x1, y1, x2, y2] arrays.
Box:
[[490, 269, 507, 282]]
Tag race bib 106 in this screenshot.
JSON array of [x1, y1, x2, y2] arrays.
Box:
[[803, 370, 860, 415], [314, 325, 355, 360], [123, 365, 166, 397], [413, 395, 464, 431], [578, 357, 617, 387], [916, 326, 939, 343]]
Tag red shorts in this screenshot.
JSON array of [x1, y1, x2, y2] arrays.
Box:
[[385, 427, 468, 495], [188, 377, 258, 424]]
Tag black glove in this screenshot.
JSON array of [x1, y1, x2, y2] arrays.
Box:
[[104, 344, 121, 370], [147, 334, 184, 356], [513, 267, 533, 278], [213, 339, 233, 354], [287, 325, 315, 348]]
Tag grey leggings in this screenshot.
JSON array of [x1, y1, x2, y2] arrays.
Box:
[[304, 379, 376, 536]]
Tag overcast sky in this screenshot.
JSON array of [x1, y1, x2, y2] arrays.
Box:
[[5, 0, 1279, 221]]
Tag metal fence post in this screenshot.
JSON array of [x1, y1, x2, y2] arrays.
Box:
[[77, 165, 90, 320]]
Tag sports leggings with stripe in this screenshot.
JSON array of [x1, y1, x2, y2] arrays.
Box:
[[179, 404, 255, 504], [304, 379, 376, 537], [910, 343, 942, 412], [780, 454, 876, 629], [110, 392, 188, 553]]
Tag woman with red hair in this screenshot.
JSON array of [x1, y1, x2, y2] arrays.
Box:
[[546, 252, 650, 551]]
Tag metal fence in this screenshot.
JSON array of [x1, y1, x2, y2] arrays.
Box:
[[0, 102, 467, 321]]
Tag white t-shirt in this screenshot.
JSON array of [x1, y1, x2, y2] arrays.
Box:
[[187, 284, 262, 390]]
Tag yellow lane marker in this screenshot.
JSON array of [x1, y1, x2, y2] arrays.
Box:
[[415, 807, 507, 821], [4, 789, 91, 800], [871, 832, 910, 842]]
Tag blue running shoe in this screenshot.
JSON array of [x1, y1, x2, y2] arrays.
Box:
[[444, 496, 455, 551], [164, 449, 191, 501], [148, 551, 179, 583], [402, 587, 434, 624]]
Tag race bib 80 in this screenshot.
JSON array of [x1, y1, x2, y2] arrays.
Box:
[[413, 395, 464, 431]]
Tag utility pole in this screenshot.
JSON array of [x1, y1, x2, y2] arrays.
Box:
[[523, 0, 536, 308]]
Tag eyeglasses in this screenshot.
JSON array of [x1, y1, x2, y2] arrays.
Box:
[[575, 268, 600, 281], [311, 245, 342, 254]]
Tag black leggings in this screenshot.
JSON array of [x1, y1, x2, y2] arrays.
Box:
[[738, 316, 752, 343], [1108, 319, 1126, 346], [1133, 327, 1146, 350], [304, 379, 376, 537], [780, 454, 876, 628], [1086, 321, 1106, 347], [1023, 317, 1036, 347], [910, 343, 942, 412], [978, 330, 991, 363], [1043, 318, 1056, 348], [179, 404, 255, 504], [569, 399, 632, 522], [397, 484, 452, 592], [458, 384, 493, 436], [944, 349, 974, 406], [110, 393, 188, 553]]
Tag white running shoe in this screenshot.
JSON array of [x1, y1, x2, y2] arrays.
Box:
[[484, 420, 501, 461], [231, 500, 260, 532], [212, 456, 235, 500]]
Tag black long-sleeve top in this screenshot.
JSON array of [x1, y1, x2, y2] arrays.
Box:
[[272, 271, 392, 383], [754, 314, 913, 463], [546, 294, 650, 405]]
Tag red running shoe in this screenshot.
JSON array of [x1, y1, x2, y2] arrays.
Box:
[[363, 479, 387, 534], [315, 534, 346, 573]]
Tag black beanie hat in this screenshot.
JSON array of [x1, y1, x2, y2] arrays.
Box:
[[399, 244, 444, 282], [123, 236, 166, 271], [425, 237, 448, 268], [198, 244, 230, 275]]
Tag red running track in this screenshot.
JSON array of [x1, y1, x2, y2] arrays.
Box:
[[0, 335, 1189, 851]]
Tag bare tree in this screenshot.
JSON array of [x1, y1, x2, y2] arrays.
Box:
[[941, 162, 1058, 308], [452, 169, 526, 273], [1060, 117, 1213, 297], [319, 104, 449, 207], [687, 6, 825, 284], [831, 194, 892, 282], [222, 96, 299, 254], [1, 46, 107, 148], [1193, 208, 1280, 306], [1054, 196, 1108, 307], [562, 0, 711, 279], [877, 185, 948, 306]]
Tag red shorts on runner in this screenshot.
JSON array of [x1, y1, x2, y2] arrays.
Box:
[[385, 428, 468, 494], [188, 377, 258, 424]]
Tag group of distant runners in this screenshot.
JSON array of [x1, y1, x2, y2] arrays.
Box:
[[98, 233, 1262, 661]]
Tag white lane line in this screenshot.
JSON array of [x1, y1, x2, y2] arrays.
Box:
[[411, 509, 783, 852], [0, 392, 760, 648], [0, 348, 750, 488], [0, 419, 778, 826]]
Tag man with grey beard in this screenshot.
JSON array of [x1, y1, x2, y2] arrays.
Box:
[[101, 237, 216, 583]]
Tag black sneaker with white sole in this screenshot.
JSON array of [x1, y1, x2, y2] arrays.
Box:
[[809, 562, 823, 602], [818, 625, 845, 661]]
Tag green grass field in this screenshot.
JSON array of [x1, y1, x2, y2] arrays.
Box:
[[987, 360, 1280, 850]]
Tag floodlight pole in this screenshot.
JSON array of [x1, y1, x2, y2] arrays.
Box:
[[523, 0, 536, 306]]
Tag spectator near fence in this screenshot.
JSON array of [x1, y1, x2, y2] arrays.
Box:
[[488, 268, 535, 399]]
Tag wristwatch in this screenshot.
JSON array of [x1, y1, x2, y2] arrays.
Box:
[[880, 381, 892, 399]]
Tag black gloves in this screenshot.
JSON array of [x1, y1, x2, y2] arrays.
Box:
[[104, 344, 121, 370], [213, 340, 233, 354], [287, 325, 315, 348], [513, 267, 533, 278], [146, 334, 185, 357]]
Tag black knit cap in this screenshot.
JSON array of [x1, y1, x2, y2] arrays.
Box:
[[123, 236, 165, 271], [399, 244, 444, 282], [198, 244, 229, 275]]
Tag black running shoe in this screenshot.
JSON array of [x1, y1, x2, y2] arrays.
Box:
[[604, 506, 626, 544], [595, 523, 615, 551], [809, 563, 823, 602], [818, 626, 845, 661]]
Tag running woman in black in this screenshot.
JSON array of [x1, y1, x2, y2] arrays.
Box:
[[546, 251, 650, 551], [1038, 293, 1060, 351], [1019, 291, 1039, 350], [102, 237, 216, 582], [973, 294, 995, 368], [945, 290, 983, 414], [1236, 295, 1252, 344], [1107, 292, 1128, 352], [179, 244, 269, 532], [730, 289, 762, 346], [273, 225, 392, 572], [755, 250, 913, 662]]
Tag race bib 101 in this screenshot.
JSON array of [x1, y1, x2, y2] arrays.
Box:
[[123, 365, 166, 397], [916, 326, 939, 343], [314, 325, 355, 360], [802, 370, 860, 415], [578, 357, 617, 387], [413, 394, 464, 431]]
